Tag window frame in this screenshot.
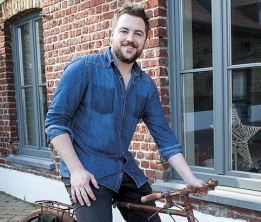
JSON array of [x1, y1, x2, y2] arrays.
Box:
[[12, 11, 49, 158], [167, 0, 261, 191]]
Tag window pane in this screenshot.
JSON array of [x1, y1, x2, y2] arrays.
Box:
[[35, 20, 45, 84], [18, 24, 33, 86], [22, 87, 36, 146], [231, 68, 261, 173], [182, 0, 212, 70], [182, 72, 214, 167], [39, 86, 48, 147], [231, 0, 261, 65]]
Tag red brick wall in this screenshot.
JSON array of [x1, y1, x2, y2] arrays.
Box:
[[0, 9, 19, 166], [171, 194, 261, 221]]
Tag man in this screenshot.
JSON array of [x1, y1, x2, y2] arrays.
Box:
[[45, 3, 207, 222]]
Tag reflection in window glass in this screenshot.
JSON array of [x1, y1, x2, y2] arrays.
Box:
[[22, 87, 36, 146], [39, 86, 48, 147], [231, 0, 261, 65], [182, 0, 212, 70], [35, 20, 45, 84], [183, 72, 214, 168], [35, 19, 48, 148], [231, 68, 261, 173], [18, 24, 33, 86]]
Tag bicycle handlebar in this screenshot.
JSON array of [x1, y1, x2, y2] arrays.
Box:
[[141, 178, 218, 203]]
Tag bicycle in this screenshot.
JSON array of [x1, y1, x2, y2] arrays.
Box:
[[21, 178, 218, 222]]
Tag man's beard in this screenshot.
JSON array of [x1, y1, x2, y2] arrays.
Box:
[[112, 42, 143, 64]]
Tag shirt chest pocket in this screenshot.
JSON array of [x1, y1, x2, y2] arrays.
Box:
[[91, 84, 115, 115]]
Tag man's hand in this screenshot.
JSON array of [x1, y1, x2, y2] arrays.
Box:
[[167, 153, 209, 197], [50, 134, 100, 206], [70, 168, 99, 206], [185, 178, 208, 197]]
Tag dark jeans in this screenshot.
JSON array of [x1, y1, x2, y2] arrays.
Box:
[[62, 173, 161, 222]]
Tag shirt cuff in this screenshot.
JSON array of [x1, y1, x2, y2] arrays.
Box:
[[158, 144, 183, 161], [45, 125, 74, 141]]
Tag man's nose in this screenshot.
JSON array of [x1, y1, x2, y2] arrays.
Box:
[[126, 33, 135, 42]]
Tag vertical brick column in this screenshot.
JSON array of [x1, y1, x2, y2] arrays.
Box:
[[0, 9, 18, 167]]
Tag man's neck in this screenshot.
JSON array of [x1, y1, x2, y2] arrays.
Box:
[[111, 52, 133, 77]]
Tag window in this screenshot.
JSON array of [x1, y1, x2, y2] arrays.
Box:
[[168, 0, 261, 191], [12, 12, 49, 158]]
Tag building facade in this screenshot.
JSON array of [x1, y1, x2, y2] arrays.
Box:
[[0, 0, 261, 221]]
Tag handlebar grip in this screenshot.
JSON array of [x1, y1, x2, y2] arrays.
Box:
[[207, 178, 218, 187], [141, 192, 163, 203]]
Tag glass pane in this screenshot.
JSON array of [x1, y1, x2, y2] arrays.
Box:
[[39, 86, 48, 147], [231, 0, 261, 65], [182, 0, 212, 70], [182, 72, 214, 167], [22, 87, 36, 146], [231, 68, 261, 173], [35, 20, 45, 84], [18, 24, 33, 86]]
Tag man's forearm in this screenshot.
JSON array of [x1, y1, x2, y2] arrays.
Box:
[[167, 153, 197, 184], [51, 133, 85, 174]]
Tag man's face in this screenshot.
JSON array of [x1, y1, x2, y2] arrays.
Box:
[[111, 13, 147, 64]]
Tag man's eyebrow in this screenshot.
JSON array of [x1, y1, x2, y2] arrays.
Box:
[[119, 27, 145, 35]]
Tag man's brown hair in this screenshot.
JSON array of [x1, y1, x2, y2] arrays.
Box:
[[112, 3, 150, 38]]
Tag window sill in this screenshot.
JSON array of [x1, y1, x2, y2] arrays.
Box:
[[152, 179, 261, 212], [6, 154, 56, 170]]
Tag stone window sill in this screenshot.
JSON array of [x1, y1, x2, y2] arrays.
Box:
[[6, 154, 55, 170]]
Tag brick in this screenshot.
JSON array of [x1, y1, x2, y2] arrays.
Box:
[[154, 78, 169, 87], [137, 152, 145, 159], [132, 142, 140, 150], [141, 143, 149, 151], [155, 170, 170, 180], [150, 162, 170, 170], [145, 152, 154, 160], [149, 18, 167, 29], [141, 160, 149, 168], [154, 7, 167, 17], [249, 218, 261, 222], [91, 0, 105, 7], [145, 169, 155, 178], [149, 143, 157, 151], [132, 134, 144, 141]]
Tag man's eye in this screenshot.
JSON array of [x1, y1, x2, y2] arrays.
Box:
[[135, 33, 142, 36]]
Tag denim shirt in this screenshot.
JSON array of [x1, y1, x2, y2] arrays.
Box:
[[45, 47, 182, 192]]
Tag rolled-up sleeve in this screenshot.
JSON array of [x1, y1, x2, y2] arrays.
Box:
[[142, 83, 183, 161], [45, 57, 88, 141]]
